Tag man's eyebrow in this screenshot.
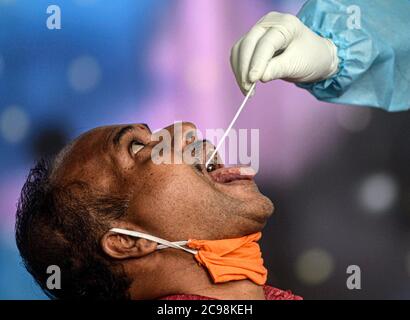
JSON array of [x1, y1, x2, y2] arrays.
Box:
[[141, 123, 151, 133], [112, 125, 134, 146]]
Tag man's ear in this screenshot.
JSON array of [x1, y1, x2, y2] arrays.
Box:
[[101, 230, 157, 259]]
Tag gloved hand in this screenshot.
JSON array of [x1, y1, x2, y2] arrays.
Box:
[[230, 11, 339, 95]]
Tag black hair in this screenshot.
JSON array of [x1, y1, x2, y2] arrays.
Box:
[[15, 158, 132, 299]]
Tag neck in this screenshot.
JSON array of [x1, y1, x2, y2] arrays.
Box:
[[127, 248, 266, 300]]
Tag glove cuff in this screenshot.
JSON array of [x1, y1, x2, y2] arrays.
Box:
[[321, 38, 339, 80]]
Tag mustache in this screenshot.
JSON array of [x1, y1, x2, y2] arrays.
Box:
[[184, 139, 218, 164]]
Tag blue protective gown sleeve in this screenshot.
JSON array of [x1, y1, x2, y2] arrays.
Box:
[[296, 0, 410, 112]]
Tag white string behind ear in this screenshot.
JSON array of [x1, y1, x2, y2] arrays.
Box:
[[109, 228, 198, 255]]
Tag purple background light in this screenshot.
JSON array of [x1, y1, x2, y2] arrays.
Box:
[[0, 0, 409, 299]]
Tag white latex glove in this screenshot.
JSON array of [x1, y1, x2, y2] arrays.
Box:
[[230, 11, 339, 95]]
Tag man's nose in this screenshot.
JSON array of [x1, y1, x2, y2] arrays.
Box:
[[164, 122, 197, 149], [181, 122, 197, 148]]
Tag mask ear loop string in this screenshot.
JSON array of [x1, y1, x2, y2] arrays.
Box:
[[109, 228, 198, 255]]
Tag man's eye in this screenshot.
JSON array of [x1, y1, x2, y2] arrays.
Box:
[[130, 141, 144, 155]]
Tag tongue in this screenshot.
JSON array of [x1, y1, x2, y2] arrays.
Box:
[[208, 166, 256, 183]]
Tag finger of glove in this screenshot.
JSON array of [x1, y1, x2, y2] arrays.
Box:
[[261, 52, 290, 82], [230, 38, 244, 93], [248, 27, 290, 83], [238, 25, 267, 93]]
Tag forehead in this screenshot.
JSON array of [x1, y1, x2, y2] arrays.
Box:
[[51, 125, 120, 189], [73, 125, 117, 152]]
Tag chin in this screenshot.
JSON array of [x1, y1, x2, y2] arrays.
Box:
[[192, 162, 275, 234], [246, 194, 274, 224], [229, 194, 274, 237]]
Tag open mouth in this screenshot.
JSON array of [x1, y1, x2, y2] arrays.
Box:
[[194, 161, 256, 184], [189, 140, 256, 184]]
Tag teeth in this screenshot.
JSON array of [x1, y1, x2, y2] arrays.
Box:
[[191, 142, 223, 173], [239, 167, 256, 176]]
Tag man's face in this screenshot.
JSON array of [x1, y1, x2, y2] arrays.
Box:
[[52, 122, 273, 240]]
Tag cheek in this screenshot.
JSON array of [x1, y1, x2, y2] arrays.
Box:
[[125, 166, 212, 232]]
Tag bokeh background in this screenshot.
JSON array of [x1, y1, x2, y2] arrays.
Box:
[[0, 0, 409, 299]]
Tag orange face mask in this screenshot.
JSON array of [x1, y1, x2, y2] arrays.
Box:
[[110, 228, 267, 285], [187, 232, 267, 285]]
